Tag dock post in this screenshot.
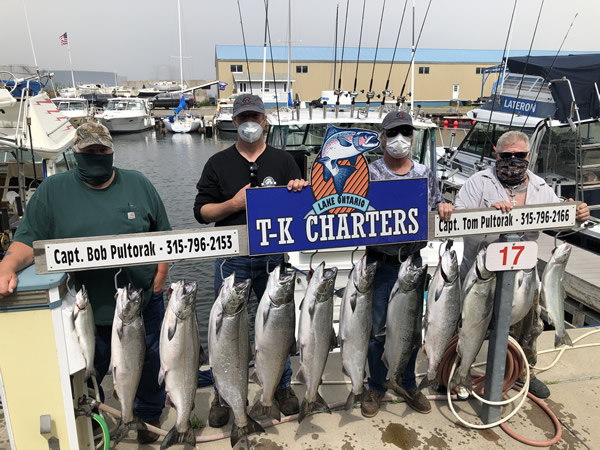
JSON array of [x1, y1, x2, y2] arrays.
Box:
[[480, 233, 520, 424]]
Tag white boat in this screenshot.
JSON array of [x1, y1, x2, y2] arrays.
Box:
[[111, 86, 139, 98], [162, 114, 202, 133], [436, 54, 600, 250], [214, 101, 234, 132], [52, 97, 93, 127], [94, 98, 153, 133], [0, 71, 76, 213], [58, 83, 117, 98]]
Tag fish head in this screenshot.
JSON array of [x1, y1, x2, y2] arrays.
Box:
[[551, 243, 572, 264], [352, 255, 377, 293], [399, 255, 428, 290], [218, 274, 250, 316], [117, 284, 143, 322], [266, 265, 296, 307], [317, 266, 338, 302], [352, 131, 380, 152], [75, 285, 90, 310], [440, 249, 459, 284], [169, 280, 198, 319]]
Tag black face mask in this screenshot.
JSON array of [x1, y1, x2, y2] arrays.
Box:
[[74, 152, 114, 186], [495, 157, 528, 185]]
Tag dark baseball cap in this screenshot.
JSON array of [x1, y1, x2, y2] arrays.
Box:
[[74, 121, 113, 149], [233, 94, 265, 117], [381, 111, 414, 130]]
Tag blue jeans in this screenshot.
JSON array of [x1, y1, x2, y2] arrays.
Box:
[[213, 255, 292, 391], [93, 291, 166, 422], [366, 256, 421, 394]]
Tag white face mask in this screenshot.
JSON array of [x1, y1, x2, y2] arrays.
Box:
[[238, 121, 264, 143], [385, 134, 412, 159]]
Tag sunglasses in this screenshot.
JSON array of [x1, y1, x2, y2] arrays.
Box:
[[497, 151, 529, 160], [249, 162, 259, 187], [385, 127, 413, 138]]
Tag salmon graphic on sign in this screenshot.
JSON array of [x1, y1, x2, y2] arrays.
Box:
[[310, 126, 380, 215]]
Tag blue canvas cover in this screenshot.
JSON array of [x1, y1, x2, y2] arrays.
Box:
[[507, 54, 600, 121]]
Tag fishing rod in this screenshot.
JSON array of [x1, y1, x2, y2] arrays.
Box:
[[508, 0, 545, 129], [398, 0, 432, 107], [476, 0, 518, 162], [335, 0, 350, 117], [264, 0, 281, 128], [333, 3, 339, 91], [364, 0, 386, 118], [379, 0, 408, 117], [236, 0, 253, 94], [519, 13, 578, 132], [350, 0, 367, 118], [261, 0, 269, 99]]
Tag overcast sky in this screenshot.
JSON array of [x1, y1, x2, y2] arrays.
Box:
[[4, 0, 599, 82]]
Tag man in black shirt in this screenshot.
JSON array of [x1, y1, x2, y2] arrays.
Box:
[[194, 94, 307, 427]]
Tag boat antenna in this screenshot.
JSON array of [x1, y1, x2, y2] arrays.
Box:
[[261, 0, 269, 100], [350, 0, 367, 115], [478, 0, 518, 161], [380, 0, 408, 115], [398, 0, 433, 103], [22, 0, 38, 69], [236, 0, 253, 94], [333, 3, 339, 91], [508, 0, 545, 129], [365, 0, 386, 116], [335, 0, 350, 114], [519, 13, 578, 132], [264, 0, 281, 126]]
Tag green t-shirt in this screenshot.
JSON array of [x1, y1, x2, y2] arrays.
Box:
[[15, 168, 172, 325]]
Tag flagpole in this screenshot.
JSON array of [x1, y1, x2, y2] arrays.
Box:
[[66, 39, 76, 89]]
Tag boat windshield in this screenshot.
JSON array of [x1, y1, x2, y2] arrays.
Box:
[[502, 74, 552, 97], [458, 122, 534, 160], [128, 102, 143, 110]]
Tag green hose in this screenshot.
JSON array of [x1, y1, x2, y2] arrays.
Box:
[[92, 413, 110, 450]]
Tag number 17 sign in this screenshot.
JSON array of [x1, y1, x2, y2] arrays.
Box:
[[485, 241, 538, 272]]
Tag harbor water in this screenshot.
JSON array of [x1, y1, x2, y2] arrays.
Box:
[[112, 129, 239, 349]]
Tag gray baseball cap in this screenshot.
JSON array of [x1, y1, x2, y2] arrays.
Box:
[[233, 94, 265, 117], [381, 111, 414, 130]]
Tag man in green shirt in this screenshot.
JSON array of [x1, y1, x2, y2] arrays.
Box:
[[0, 122, 171, 444]]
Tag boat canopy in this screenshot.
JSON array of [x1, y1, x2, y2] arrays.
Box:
[[507, 54, 600, 122], [2, 80, 43, 97]]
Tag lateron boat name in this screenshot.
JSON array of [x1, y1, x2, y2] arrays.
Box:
[[254, 208, 421, 247]]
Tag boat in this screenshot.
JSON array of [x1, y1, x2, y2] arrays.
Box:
[[214, 100, 235, 132], [51, 97, 93, 127], [161, 0, 203, 134], [111, 86, 139, 98], [436, 54, 600, 251], [94, 97, 153, 133]]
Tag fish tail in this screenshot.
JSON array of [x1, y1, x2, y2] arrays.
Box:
[[298, 392, 331, 423], [449, 371, 472, 392], [344, 391, 356, 411], [249, 399, 281, 421], [417, 375, 438, 392], [555, 331, 573, 348], [160, 424, 196, 449], [113, 417, 146, 444], [84, 367, 97, 381], [230, 416, 265, 447]]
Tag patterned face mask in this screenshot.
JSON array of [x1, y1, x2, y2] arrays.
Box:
[[495, 157, 529, 185]]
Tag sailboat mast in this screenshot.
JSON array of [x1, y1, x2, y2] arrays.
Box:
[[178, 0, 183, 89], [262, 0, 269, 100], [22, 0, 38, 68], [287, 0, 291, 95], [410, 0, 415, 112]]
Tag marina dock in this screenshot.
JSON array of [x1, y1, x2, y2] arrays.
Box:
[[2, 326, 593, 449]]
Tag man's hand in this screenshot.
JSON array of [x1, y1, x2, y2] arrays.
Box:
[[568, 198, 591, 222], [231, 183, 251, 211], [0, 266, 18, 298], [153, 263, 168, 293], [287, 179, 309, 192], [491, 201, 513, 213], [438, 203, 454, 222]]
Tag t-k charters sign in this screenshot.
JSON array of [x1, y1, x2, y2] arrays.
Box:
[[246, 125, 429, 255]]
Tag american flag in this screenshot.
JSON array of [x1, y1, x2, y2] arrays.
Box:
[[59, 32, 68, 46]]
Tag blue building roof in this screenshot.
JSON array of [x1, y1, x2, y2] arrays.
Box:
[[216, 45, 592, 63]]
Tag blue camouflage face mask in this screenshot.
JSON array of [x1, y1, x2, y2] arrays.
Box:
[[74, 152, 114, 186]]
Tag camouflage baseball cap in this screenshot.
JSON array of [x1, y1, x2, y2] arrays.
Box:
[[74, 121, 113, 149]]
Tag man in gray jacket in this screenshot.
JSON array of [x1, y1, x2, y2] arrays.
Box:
[[453, 130, 589, 398]]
